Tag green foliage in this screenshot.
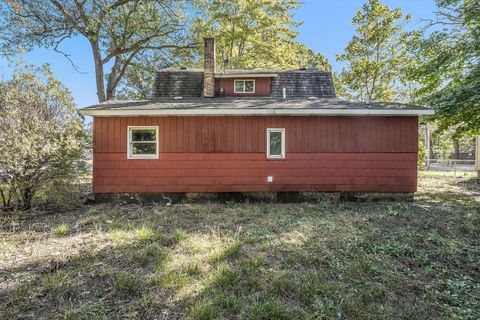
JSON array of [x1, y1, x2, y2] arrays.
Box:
[[52, 224, 71, 237], [419, 122, 476, 160], [0, 0, 194, 102], [408, 0, 480, 136], [172, 229, 188, 243], [117, 0, 332, 99], [336, 0, 412, 103], [192, 0, 326, 70], [0, 64, 88, 211], [418, 139, 426, 169]]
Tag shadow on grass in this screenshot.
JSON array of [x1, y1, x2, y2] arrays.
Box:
[[1, 173, 479, 319]]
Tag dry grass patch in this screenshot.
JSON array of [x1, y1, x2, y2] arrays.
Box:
[[0, 171, 479, 319]]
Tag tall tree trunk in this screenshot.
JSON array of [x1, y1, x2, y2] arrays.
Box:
[[106, 57, 121, 101], [106, 54, 136, 100], [20, 186, 35, 211], [453, 139, 460, 159], [430, 139, 435, 159], [91, 40, 106, 103], [105, 74, 116, 101]]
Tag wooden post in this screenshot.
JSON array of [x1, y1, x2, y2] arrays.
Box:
[[475, 136, 480, 178], [425, 123, 430, 170]]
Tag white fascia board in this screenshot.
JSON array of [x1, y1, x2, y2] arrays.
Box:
[[214, 73, 278, 78], [79, 108, 435, 117]]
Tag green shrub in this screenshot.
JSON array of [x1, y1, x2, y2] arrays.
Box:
[[52, 224, 71, 236]]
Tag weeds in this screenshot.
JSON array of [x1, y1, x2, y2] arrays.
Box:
[[59, 302, 108, 320], [52, 224, 71, 236], [210, 240, 242, 262], [1, 172, 479, 320], [101, 270, 141, 296], [43, 271, 72, 297]]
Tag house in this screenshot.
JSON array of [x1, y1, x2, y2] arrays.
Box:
[[80, 38, 433, 201]]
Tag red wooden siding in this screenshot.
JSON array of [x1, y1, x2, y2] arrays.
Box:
[[215, 77, 271, 96], [93, 116, 418, 193]]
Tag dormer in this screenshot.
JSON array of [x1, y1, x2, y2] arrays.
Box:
[[214, 70, 278, 97], [151, 37, 336, 100]]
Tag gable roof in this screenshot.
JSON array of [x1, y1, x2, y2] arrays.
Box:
[[79, 97, 434, 116]]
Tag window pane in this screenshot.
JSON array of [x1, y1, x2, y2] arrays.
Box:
[[235, 81, 244, 92], [132, 129, 156, 142], [269, 131, 282, 156], [244, 80, 254, 92], [132, 143, 156, 155]]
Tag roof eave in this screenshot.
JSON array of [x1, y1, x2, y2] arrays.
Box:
[[79, 108, 435, 117], [214, 73, 278, 78]]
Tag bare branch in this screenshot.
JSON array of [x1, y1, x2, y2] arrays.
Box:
[[52, 37, 87, 74]]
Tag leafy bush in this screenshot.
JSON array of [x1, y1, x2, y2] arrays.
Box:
[[0, 64, 88, 211], [418, 139, 426, 169]]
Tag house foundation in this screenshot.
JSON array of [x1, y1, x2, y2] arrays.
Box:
[[93, 191, 414, 204]]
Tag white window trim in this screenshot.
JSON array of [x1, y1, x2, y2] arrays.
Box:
[[266, 128, 285, 159], [234, 79, 255, 94], [127, 126, 159, 159]]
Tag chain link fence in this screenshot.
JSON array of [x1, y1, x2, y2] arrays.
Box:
[[426, 159, 475, 173]]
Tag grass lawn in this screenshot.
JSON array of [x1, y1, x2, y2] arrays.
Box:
[[1, 171, 479, 319]]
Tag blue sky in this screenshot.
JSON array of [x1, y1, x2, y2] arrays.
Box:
[[0, 0, 437, 109]]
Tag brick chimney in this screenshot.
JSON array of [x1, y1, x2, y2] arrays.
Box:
[[203, 37, 216, 98]]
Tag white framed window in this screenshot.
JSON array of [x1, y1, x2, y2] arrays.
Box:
[[127, 126, 159, 159], [234, 79, 255, 93], [266, 128, 285, 159]]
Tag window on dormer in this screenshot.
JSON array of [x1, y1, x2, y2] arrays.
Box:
[[234, 80, 255, 93]]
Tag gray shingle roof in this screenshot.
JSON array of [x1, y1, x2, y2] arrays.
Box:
[[80, 68, 433, 116], [271, 71, 335, 98], [153, 70, 204, 98], [80, 97, 432, 114], [152, 69, 336, 99]]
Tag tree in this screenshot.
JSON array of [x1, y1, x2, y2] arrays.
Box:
[[0, 64, 87, 211], [116, 46, 198, 99], [190, 0, 331, 71], [0, 0, 195, 102], [290, 43, 332, 71], [193, 0, 299, 69], [408, 0, 480, 136], [336, 0, 411, 103], [116, 0, 332, 98]]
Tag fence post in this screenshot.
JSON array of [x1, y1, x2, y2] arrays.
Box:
[[425, 123, 430, 171], [475, 136, 480, 178]]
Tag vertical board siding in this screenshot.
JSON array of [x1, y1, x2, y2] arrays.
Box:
[[215, 77, 271, 96], [93, 116, 418, 193], [93, 116, 417, 154]]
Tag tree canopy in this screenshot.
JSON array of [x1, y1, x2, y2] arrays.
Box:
[[116, 0, 332, 99], [336, 0, 412, 103], [192, 0, 330, 71], [0, 0, 195, 102], [408, 0, 480, 136]]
